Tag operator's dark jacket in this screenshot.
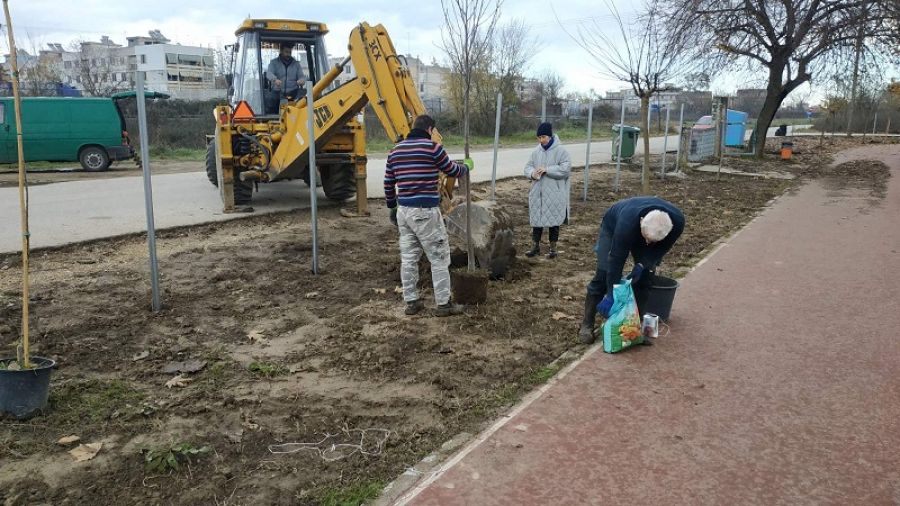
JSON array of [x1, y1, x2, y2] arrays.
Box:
[[590, 196, 685, 295]]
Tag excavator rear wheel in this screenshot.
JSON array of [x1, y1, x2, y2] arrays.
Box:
[[321, 163, 357, 202], [205, 140, 253, 205]]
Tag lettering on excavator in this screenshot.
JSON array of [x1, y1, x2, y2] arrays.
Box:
[[314, 105, 333, 129], [368, 40, 382, 60]]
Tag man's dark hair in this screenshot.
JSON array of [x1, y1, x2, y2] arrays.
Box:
[[280, 42, 293, 51], [413, 115, 435, 131]]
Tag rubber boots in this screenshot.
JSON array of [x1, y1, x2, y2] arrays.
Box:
[[525, 241, 540, 258], [579, 293, 602, 344], [547, 242, 558, 259]]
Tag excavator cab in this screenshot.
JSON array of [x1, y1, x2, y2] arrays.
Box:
[[228, 19, 332, 116]]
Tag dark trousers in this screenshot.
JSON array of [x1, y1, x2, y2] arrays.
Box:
[[586, 226, 654, 298], [532, 226, 560, 243]]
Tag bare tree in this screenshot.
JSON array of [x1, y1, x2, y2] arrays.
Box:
[[679, 72, 711, 92], [17, 37, 65, 96], [70, 39, 130, 97], [440, 0, 503, 157], [534, 68, 566, 114], [444, 17, 537, 135], [562, 0, 695, 193], [493, 19, 538, 125], [670, 0, 895, 158]]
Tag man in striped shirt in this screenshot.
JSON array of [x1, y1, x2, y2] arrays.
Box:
[[385, 115, 472, 317]]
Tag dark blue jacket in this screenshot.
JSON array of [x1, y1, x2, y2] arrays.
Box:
[[595, 197, 685, 293]]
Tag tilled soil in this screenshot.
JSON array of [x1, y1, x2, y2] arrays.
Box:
[[0, 138, 890, 505]]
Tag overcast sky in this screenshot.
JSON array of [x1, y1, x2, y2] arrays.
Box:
[[5, 0, 800, 100]]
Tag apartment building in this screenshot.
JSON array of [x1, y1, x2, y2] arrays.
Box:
[[7, 31, 223, 100]]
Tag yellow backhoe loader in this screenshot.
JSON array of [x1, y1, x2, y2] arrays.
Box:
[[207, 19, 453, 215]]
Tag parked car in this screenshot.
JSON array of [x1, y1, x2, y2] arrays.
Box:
[[0, 96, 133, 171]]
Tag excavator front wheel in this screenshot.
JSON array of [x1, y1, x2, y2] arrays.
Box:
[[205, 139, 253, 205], [320, 163, 357, 202]]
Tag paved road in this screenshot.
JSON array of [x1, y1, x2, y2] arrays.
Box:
[[0, 126, 801, 254], [393, 144, 900, 505]]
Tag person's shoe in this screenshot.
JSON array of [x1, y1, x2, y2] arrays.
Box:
[[404, 299, 425, 315], [579, 293, 602, 344], [578, 323, 595, 344], [435, 301, 465, 317], [525, 241, 540, 258], [546, 242, 558, 259]]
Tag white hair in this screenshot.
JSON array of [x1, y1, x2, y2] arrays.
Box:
[[641, 210, 673, 243]]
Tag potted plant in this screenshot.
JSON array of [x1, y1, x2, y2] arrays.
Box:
[[0, 0, 55, 419]]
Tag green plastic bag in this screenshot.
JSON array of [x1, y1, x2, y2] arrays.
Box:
[[602, 278, 644, 353]]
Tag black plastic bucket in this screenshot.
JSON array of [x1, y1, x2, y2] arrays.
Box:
[[0, 356, 56, 419], [634, 276, 679, 321]]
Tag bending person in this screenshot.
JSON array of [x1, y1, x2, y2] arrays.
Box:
[[579, 196, 685, 344]]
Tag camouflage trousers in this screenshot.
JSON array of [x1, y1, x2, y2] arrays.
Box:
[[397, 206, 452, 305]]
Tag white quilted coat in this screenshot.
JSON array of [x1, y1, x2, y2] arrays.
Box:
[[523, 135, 572, 227]]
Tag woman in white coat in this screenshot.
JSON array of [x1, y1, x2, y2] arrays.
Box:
[[523, 122, 572, 258]]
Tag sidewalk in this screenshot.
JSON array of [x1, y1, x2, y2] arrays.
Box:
[[394, 144, 900, 505]]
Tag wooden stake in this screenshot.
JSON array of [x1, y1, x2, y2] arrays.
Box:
[[4, 0, 31, 368]]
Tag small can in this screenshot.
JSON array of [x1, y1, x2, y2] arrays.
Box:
[[642, 313, 659, 338]]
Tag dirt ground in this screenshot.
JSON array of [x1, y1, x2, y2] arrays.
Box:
[[0, 136, 893, 505]]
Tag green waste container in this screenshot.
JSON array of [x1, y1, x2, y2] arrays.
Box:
[[611, 124, 640, 161]]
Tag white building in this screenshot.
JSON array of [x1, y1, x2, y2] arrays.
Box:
[[46, 31, 223, 100], [604, 86, 683, 114]]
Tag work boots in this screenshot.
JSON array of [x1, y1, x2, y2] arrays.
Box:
[[525, 241, 540, 258], [435, 301, 465, 317], [578, 293, 602, 344], [546, 242, 558, 259], [404, 299, 425, 315]]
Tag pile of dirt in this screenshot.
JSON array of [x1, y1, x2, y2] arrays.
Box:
[[821, 160, 892, 198], [2, 139, 874, 504]]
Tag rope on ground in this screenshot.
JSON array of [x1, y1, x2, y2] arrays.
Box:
[[268, 426, 392, 462]]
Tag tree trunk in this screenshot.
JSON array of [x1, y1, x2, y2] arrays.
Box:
[[845, 5, 867, 137], [753, 61, 808, 159], [463, 84, 471, 158], [640, 95, 651, 194]]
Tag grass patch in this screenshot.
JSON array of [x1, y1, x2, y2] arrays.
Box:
[[48, 379, 145, 427], [148, 146, 205, 161], [0, 161, 72, 171], [525, 364, 561, 386], [318, 480, 384, 506], [248, 361, 289, 378]]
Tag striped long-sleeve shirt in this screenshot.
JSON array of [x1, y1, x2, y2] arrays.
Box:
[[384, 129, 467, 209]]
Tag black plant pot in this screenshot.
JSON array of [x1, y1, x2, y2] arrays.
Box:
[[0, 356, 56, 419]]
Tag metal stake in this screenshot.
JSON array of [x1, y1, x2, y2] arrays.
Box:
[[490, 92, 502, 200], [614, 97, 625, 192], [661, 105, 671, 177], [583, 97, 593, 202], [307, 82, 319, 275], [135, 71, 161, 312], [541, 95, 546, 122], [674, 103, 684, 173]]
